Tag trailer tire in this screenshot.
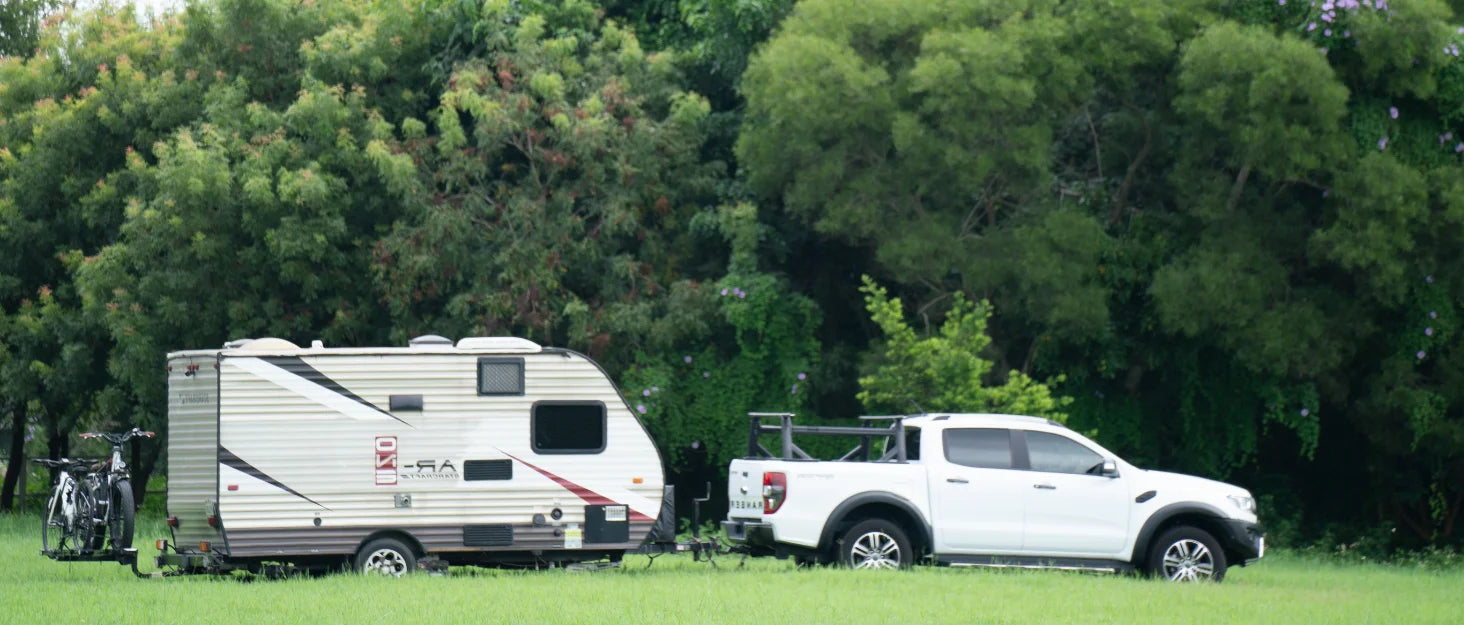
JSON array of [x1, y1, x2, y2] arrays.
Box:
[[837, 519, 912, 569], [356, 538, 417, 577]]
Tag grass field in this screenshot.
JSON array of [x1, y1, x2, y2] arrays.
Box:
[[0, 514, 1458, 625]]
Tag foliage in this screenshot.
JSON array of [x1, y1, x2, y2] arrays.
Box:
[[856, 276, 1068, 420]]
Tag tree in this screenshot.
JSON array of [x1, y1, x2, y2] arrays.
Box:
[[0, 0, 59, 58], [857, 276, 1068, 419]]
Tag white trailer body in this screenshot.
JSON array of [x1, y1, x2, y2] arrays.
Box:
[[163, 336, 667, 570]]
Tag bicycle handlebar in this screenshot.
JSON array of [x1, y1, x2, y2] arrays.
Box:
[[78, 427, 155, 445], [32, 457, 100, 471]]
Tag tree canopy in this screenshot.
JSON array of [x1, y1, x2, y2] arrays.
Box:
[[2, 0, 1462, 549]]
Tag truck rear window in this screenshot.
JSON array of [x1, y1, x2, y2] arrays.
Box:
[[531, 402, 606, 454], [943, 428, 1012, 469]]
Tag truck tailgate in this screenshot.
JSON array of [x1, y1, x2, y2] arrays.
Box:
[[727, 460, 766, 519]]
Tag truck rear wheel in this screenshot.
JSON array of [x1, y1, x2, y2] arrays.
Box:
[[356, 537, 417, 577], [838, 519, 912, 569]]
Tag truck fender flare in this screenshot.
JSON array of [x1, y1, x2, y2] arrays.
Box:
[[1131, 501, 1228, 561], [817, 491, 933, 552]]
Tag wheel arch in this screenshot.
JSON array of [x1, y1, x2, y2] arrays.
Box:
[[818, 492, 932, 556], [355, 529, 426, 559], [1132, 503, 1230, 564]]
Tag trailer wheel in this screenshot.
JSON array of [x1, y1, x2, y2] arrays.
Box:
[[837, 519, 912, 569], [356, 538, 417, 577]]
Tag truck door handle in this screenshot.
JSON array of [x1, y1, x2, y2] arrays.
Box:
[[946, 478, 969, 484], [1033, 483, 1056, 490]]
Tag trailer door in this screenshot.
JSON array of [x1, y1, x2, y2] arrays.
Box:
[[166, 353, 222, 551]]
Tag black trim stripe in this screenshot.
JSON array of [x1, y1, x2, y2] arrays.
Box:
[[219, 446, 330, 509], [261, 356, 411, 426]]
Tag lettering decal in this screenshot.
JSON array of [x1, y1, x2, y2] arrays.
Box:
[[375, 436, 398, 485]]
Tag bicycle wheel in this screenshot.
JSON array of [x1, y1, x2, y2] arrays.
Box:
[[109, 479, 135, 552], [41, 490, 63, 553], [74, 489, 99, 553]]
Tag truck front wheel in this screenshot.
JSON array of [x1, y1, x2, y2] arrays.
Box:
[[837, 519, 912, 569], [1147, 526, 1227, 582]]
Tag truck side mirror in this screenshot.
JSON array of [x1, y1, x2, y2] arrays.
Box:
[[1101, 459, 1119, 478]]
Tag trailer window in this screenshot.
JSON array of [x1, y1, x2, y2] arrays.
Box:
[[478, 358, 525, 396], [532, 402, 606, 454]]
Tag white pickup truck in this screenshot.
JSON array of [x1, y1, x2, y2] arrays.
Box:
[[723, 413, 1263, 581]]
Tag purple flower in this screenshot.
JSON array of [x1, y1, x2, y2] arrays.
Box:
[[1389, 106, 1398, 119], [738, 292, 747, 299], [1430, 311, 1438, 319], [1426, 275, 1434, 283], [1321, 14, 1333, 23], [642, 389, 651, 396], [1300, 408, 1310, 417], [1321, 47, 1328, 55], [652, 386, 659, 392], [1458, 27, 1464, 34], [1324, 29, 1332, 37], [1441, 134, 1451, 144], [1455, 143, 1463, 153], [1378, 136, 1389, 150], [1279, 0, 1285, 4], [1343, 30, 1350, 38], [1417, 350, 1427, 360], [690, 441, 700, 449], [636, 404, 647, 414], [1308, 22, 1317, 32], [1322, 189, 1330, 198], [683, 355, 693, 364], [720, 288, 728, 296], [702, 371, 710, 378], [1425, 327, 1434, 336], [797, 372, 807, 381], [790, 383, 798, 395]]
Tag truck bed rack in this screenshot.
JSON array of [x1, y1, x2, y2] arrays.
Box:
[[745, 412, 912, 463]]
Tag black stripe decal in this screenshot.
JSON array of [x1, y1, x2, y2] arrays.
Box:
[[219, 446, 330, 509], [261, 356, 411, 426]]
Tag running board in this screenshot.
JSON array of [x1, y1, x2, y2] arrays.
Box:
[[936, 555, 1135, 574]]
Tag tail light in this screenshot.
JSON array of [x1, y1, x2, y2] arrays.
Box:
[[166, 515, 179, 528], [206, 515, 219, 528], [155, 539, 166, 551], [199, 541, 211, 552], [762, 472, 787, 514]]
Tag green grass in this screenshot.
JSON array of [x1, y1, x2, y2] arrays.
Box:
[[0, 513, 1459, 625]]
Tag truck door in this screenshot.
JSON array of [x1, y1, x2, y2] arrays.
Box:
[[927, 428, 1026, 553], [1018, 430, 1130, 556]]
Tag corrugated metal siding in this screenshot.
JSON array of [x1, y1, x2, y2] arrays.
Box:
[[166, 353, 221, 548], [216, 351, 665, 558]]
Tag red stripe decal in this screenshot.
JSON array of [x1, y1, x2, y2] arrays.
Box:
[[501, 452, 653, 522]]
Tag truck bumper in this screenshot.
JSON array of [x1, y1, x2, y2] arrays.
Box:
[[722, 519, 775, 548], [1217, 519, 1265, 565]]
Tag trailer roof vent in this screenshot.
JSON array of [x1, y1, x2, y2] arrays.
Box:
[[232, 338, 300, 351], [456, 337, 542, 353], [223, 338, 254, 349], [408, 334, 454, 348]]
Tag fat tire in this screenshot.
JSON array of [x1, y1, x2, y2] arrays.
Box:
[[1146, 525, 1227, 583], [355, 537, 417, 577], [109, 479, 135, 553], [837, 519, 913, 569]]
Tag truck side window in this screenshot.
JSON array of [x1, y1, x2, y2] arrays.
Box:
[[531, 402, 606, 454], [1025, 431, 1104, 475], [478, 357, 525, 396], [943, 428, 1012, 469]]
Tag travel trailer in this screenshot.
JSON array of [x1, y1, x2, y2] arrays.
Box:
[[158, 335, 673, 575]]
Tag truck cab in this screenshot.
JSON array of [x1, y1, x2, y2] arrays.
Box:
[[724, 413, 1263, 581]]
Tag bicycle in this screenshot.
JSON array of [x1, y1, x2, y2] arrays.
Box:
[[34, 427, 154, 561], [33, 457, 101, 556]]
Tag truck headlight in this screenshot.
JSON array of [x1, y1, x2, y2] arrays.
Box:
[[1228, 495, 1256, 514]]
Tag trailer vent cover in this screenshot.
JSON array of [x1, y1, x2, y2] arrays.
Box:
[[464, 459, 513, 481], [408, 334, 453, 347], [463, 524, 514, 547]]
